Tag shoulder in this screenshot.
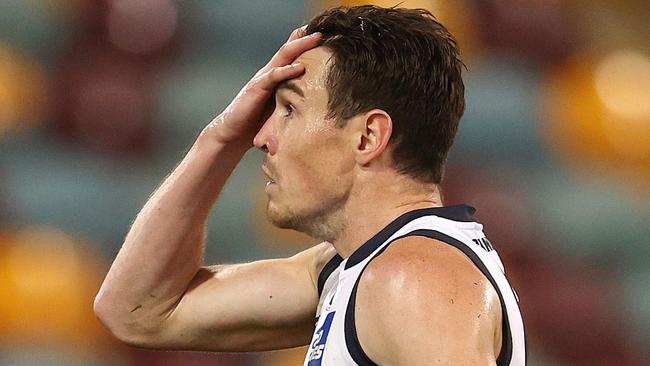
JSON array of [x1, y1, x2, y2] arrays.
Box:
[[356, 235, 501, 364], [360, 235, 492, 295]]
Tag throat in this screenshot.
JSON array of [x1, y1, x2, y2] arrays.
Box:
[[330, 200, 443, 259]]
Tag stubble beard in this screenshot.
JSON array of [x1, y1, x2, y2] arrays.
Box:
[[266, 192, 349, 243]]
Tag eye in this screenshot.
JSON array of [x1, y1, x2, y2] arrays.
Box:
[[283, 104, 295, 118]]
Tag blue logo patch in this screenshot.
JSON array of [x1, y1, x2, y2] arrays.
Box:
[[307, 311, 336, 365]]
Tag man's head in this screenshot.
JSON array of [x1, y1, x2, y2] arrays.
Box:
[[306, 5, 465, 183], [254, 5, 465, 240]]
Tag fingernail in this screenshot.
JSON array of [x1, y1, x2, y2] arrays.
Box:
[[309, 32, 321, 37], [290, 62, 301, 68]]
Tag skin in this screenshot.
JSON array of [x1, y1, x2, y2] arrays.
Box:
[[255, 47, 354, 241], [94, 25, 502, 364], [357, 237, 502, 365]]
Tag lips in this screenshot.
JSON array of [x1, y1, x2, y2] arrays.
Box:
[[262, 165, 276, 184]]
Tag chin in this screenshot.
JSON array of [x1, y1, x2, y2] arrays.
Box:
[[265, 200, 343, 242], [266, 202, 300, 230], [267, 213, 294, 230]]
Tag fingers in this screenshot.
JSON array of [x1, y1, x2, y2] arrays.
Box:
[[287, 25, 308, 42], [253, 27, 320, 80], [266, 32, 322, 70], [254, 63, 305, 92]]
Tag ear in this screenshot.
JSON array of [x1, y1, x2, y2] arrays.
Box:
[[352, 109, 393, 165]]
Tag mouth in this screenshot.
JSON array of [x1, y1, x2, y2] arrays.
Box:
[[262, 165, 276, 185]]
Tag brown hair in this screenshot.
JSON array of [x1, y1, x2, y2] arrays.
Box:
[[306, 5, 465, 184]]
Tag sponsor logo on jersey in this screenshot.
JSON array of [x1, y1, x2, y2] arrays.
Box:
[[472, 237, 494, 251], [307, 311, 336, 365]]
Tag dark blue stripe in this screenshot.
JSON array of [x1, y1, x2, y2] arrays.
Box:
[[345, 205, 476, 269], [344, 271, 379, 365], [344, 231, 432, 366], [317, 254, 343, 297], [343, 229, 520, 366], [405, 230, 514, 365]]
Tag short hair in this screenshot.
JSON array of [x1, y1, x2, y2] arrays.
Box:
[[306, 5, 465, 184]]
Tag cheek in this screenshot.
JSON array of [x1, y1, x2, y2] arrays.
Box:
[[276, 118, 351, 196], [289, 153, 326, 193], [289, 144, 351, 197]]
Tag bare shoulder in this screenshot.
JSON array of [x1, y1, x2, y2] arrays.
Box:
[[360, 235, 496, 297], [356, 236, 502, 365]]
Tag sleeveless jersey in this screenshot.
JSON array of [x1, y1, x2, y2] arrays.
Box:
[[303, 205, 527, 365]]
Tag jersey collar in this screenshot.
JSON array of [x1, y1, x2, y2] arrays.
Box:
[[344, 204, 476, 270]]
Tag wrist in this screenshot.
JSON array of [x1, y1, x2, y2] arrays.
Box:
[[193, 131, 251, 166], [192, 136, 250, 163], [196, 121, 252, 157]]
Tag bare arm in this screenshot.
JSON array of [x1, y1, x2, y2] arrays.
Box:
[[92, 136, 243, 344], [356, 237, 502, 365], [94, 27, 328, 351]]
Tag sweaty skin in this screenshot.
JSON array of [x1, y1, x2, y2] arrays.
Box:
[[256, 47, 356, 241], [95, 25, 502, 365]]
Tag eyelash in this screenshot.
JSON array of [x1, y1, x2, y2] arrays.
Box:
[[283, 104, 295, 118]]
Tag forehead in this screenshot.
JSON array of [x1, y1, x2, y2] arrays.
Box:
[[292, 46, 332, 95]]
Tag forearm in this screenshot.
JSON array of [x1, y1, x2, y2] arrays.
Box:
[[94, 130, 249, 336]]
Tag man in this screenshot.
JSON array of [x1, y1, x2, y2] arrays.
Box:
[[95, 5, 526, 365]]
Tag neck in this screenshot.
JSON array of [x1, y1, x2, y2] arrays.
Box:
[[330, 174, 443, 258]]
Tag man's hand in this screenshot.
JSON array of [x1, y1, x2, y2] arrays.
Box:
[[201, 26, 322, 146]]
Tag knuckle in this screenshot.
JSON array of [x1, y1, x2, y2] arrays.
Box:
[[252, 69, 274, 86], [279, 43, 290, 53], [290, 26, 305, 38], [268, 67, 281, 79]]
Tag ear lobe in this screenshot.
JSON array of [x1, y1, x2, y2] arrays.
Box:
[[354, 110, 392, 165]]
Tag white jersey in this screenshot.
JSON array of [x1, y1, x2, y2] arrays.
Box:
[[303, 205, 527, 366]]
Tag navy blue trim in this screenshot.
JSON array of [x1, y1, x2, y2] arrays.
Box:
[[317, 254, 343, 297], [406, 229, 514, 366], [345, 205, 476, 269], [343, 232, 429, 366], [344, 229, 519, 366], [345, 278, 375, 365]]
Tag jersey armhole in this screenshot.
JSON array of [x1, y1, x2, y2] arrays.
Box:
[[343, 230, 517, 366], [402, 230, 515, 366], [317, 254, 343, 298]]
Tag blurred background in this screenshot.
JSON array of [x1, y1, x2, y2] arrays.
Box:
[[0, 0, 648, 365]]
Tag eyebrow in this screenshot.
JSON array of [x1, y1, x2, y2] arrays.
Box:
[[277, 80, 305, 99]]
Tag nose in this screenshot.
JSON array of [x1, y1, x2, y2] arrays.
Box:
[[253, 117, 278, 155]]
